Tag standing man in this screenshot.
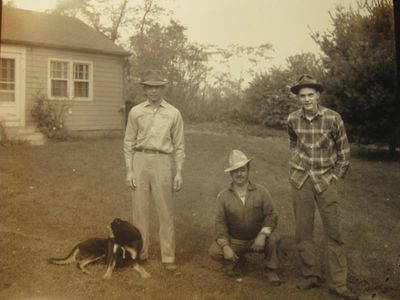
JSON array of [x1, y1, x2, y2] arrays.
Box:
[[208, 150, 281, 285], [123, 69, 185, 271], [287, 75, 357, 299]]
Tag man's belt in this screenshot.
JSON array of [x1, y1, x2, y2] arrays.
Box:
[[135, 148, 168, 154]]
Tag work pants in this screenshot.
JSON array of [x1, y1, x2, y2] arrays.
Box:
[[208, 233, 279, 270], [292, 177, 348, 290], [131, 152, 175, 263]]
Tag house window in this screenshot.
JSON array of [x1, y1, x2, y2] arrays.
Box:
[[48, 59, 92, 100], [50, 61, 68, 97], [73, 63, 89, 97], [0, 58, 15, 102]]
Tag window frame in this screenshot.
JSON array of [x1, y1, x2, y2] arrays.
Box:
[[48, 58, 93, 101]]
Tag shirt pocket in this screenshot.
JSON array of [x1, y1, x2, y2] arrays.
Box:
[[247, 199, 264, 220], [316, 131, 333, 149], [153, 113, 173, 138]]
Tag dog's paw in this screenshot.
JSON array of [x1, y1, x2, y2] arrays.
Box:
[[141, 271, 151, 279], [102, 273, 112, 280]]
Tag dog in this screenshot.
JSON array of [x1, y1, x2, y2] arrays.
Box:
[[103, 218, 150, 279], [48, 218, 150, 280]]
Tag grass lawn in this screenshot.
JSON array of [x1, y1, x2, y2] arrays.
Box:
[[0, 126, 399, 300]]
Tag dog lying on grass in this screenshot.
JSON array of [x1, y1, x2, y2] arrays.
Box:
[[48, 218, 150, 279]]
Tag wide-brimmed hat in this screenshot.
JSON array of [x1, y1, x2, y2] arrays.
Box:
[[140, 69, 169, 86], [290, 74, 323, 94], [224, 149, 252, 173]]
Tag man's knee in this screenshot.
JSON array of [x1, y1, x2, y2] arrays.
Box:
[[266, 232, 280, 247], [208, 241, 223, 260]]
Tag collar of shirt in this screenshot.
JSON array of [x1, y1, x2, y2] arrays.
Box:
[[228, 181, 256, 192], [143, 99, 168, 108], [299, 105, 326, 121]]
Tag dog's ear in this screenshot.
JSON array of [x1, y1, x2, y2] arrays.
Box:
[[107, 225, 115, 238]]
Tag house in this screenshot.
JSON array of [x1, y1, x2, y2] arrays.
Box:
[[0, 6, 130, 144]]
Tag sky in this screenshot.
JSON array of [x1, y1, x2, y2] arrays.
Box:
[[6, 0, 360, 79]]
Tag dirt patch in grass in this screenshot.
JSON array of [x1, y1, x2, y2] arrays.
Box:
[[0, 129, 399, 300]]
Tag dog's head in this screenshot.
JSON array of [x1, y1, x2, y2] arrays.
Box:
[[109, 218, 143, 250], [110, 218, 135, 236], [110, 218, 123, 233]]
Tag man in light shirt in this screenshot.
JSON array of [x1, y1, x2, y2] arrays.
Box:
[[208, 150, 280, 285], [123, 69, 185, 271]]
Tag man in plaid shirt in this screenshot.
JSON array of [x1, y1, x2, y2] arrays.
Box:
[[287, 75, 357, 300]]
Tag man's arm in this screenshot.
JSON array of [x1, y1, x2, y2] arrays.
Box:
[[251, 187, 278, 252], [333, 114, 350, 178], [215, 193, 230, 245], [123, 109, 138, 189], [261, 188, 278, 230], [215, 193, 238, 261], [287, 117, 298, 151], [171, 110, 185, 191]]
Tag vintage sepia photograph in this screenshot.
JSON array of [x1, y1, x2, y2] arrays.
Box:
[[0, 0, 399, 299]]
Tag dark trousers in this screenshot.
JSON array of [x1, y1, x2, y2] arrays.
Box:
[[208, 233, 279, 270], [292, 178, 348, 290]]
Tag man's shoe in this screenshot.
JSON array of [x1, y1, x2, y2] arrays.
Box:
[[163, 263, 177, 271], [225, 262, 238, 277], [296, 276, 321, 290], [330, 287, 358, 300], [265, 268, 281, 286]]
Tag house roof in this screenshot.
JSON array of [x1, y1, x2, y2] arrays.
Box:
[[1, 6, 130, 57]]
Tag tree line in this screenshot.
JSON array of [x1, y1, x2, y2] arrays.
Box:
[[7, 0, 398, 152]]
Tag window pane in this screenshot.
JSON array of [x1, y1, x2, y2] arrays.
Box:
[[0, 83, 15, 90], [73, 63, 89, 80], [74, 81, 88, 97], [0, 92, 15, 102], [51, 61, 68, 79], [0, 58, 15, 82], [51, 80, 68, 97]]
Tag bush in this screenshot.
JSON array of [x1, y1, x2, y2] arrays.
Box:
[[31, 93, 72, 140]]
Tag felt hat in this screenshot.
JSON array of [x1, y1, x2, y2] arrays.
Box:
[[140, 69, 169, 86], [290, 74, 323, 94], [224, 149, 252, 173]]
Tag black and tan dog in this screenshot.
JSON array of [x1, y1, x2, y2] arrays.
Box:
[[48, 218, 150, 279]]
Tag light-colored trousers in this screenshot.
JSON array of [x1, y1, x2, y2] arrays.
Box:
[[208, 234, 279, 270], [292, 177, 348, 290], [131, 152, 175, 263]]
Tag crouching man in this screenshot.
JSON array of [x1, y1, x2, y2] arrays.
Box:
[[208, 149, 280, 285]]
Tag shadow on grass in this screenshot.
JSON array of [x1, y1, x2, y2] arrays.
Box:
[[351, 146, 400, 162]]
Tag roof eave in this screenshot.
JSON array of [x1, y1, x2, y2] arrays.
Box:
[[1, 39, 131, 57]]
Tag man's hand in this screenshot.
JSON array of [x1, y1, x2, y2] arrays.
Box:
[[251, 233, 267, 252], [126, 170, 136, 190], [222, 245, 238, 261], [173, 171, 183, 192]]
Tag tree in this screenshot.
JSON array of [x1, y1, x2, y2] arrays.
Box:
[[312, 1, 398, 151], [243, 53, 325, 128], [52, 0, 134, 43], [126, 19, 209, 119]]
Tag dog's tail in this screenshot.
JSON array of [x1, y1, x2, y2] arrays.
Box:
[[48, 245, 79, 265]]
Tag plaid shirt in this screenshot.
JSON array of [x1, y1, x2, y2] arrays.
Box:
[[287, 106, 350, 193]]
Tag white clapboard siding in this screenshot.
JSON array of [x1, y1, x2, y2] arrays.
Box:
[[25, 47, 125, 131]]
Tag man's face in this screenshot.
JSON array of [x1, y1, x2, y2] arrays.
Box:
[[298, 87, 320, 113], [230, 164, 250, 187], [144, 85, 164, 103]]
